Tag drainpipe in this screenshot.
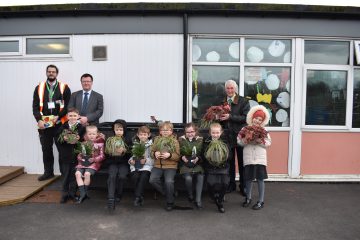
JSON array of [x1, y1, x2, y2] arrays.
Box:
[[182, 13, 188, 124]]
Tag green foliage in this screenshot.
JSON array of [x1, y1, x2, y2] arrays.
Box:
[[131, 141, 146, 159], [179, 138, 202, 156], [74, 141, 94, 157], [58, 124, 79, 144], [205, 139, 228, 167], [153, 136, 177, 153], [105, 136, 127, 156]]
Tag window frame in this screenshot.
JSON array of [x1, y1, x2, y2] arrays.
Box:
[[0, 37, 22, 56], [188, 35, 295, 131]]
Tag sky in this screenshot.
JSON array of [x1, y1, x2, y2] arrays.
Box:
[[1, 0, 360, 7]]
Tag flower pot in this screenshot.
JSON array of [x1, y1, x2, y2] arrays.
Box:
[[185, 155, 196, 168], [81, 155, 92, 167], [134, 157, 144, 171]]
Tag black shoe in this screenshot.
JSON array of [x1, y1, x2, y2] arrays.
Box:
[[166, 203, 174, 211], [38, 173, 54, 181], [252, 201, 264, 210], [217, 203, 225, 213], [139, 196, 144, 206], [77, 186, 88, 204], [242, 198, 252, 208], [107, 198, 115, 211], [194, 202, 203, 210], [134, 197, 141, 207], [60, 194, 68, 204]]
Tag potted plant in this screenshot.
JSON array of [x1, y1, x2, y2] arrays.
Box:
[[76, 141, 94, 167], [153, 136, 177, 154], [238, 125, 268, 144], [180, 140, 200, 168], [205, 139, 228, 167], [58, 125, 79, 144], [105, 136, 127, 156], [199, 103, 231, 129], [131, 141, 146, 171]]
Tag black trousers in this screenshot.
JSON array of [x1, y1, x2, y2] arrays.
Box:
[[38, 126, 60, 175], [130, 171, 151, 198], [59, 161, 77, 196], [229, 146, 245, 192], [207, 173, 229, 203], [107, 163, 129, 199]]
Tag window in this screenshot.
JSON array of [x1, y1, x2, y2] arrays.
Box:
[[305, 70, 347, 126], [190, 37, 293, 128], [26, 37, 70, 55], [305, 40, 349, 65], [0, 38, 21, 55], [353, 69, 360, 128]]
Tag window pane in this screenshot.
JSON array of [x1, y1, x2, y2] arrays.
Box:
[[192, 38, 240, 62], [244, 67, 291, 127], [305, 40, 349, 65], [245, 39, 291, 63], [353, 69, 360, 128], [192, 66, 239, 122], [306, 70, 347, 125], [0, 41, 19, 52], [26, 38, 69, 54]]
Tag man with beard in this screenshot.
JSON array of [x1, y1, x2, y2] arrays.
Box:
[[68, 73, 103, 126], [33, 65, 71, 181]]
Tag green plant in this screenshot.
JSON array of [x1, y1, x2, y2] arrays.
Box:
[[153, 136, 177, 153], [58, 125, 79, 144], [131, 141, 146, 159], [75, 141, 94, 157], [180, 139, 201, 157], [205, 139, 228, 167], [105, 136, 127, 156]]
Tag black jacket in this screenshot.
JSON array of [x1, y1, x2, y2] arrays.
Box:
[[57, 122, 85, 164], [220, 94, 250, 147], [32, 80, 71, 122]]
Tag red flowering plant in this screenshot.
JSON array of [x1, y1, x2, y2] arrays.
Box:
[[238, 125, 268, 144], [199, 103, 231, 129]]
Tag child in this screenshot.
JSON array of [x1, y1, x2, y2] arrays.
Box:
[[128, 126, 154, 207], [75, 125, 105, 203], [57, 108, 85, 203], [237, 105, 271, 210], [105, 119, 132, 211], [202, 122, 231, 213], [149, 121, 180, 211], [178, 123, 204, 209]]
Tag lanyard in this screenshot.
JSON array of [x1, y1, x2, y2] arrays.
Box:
[[46, 80, 58, 101]]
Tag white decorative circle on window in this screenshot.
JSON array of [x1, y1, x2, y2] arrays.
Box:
[[192, 44, 201, 62], [276, 109, 288, 123], [268, 40, 285, 57], [283, 51, 291, 63], [265, 74, 280, 90], [277, 92, 290, 108], [229, 42, 239, 59], [206, 51, 220, 62], [246, 46, 264, 63]]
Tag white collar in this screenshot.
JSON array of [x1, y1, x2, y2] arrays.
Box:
[[83, 90, 92, 95]]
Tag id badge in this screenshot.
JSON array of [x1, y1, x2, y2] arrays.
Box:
[[48, 102, 55, 109]]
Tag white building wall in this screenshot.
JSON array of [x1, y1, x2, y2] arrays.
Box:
[[0, 34, 184, 173]]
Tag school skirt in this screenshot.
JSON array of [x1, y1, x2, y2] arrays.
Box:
[[244, 164, 268, 181]]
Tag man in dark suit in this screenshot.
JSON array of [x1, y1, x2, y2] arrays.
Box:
[[219, 80, 250, 195], [68, 73, 104, 125]]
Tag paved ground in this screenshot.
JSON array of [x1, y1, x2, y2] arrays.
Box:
[[0, 180, 359, 240]]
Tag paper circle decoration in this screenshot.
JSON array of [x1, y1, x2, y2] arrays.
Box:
[[248, 100, 259, 108], [229, 42, 239, 59], [283, 51, 291, 63], [276, 92, 290, 108], [282, 117, 290, 127], [286, 80, 290, 92], [276, 109, 288, 123], [246, 46, 264, 63], [265, 74, 280, 90], [192, 45, 201, 62], [206, 51, 220, 62], [268, 40, 286, 57]]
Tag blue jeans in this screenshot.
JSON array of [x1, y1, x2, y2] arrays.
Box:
[[149, 167, 176, 204]]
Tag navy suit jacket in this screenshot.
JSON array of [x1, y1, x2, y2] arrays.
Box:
[[68, 90, 104, 125]]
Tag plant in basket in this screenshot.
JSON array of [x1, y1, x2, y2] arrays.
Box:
[[199, 103, 231, 129], [205, 139, 229, 168], [58, 125, 79, 144], [131, 141, 146, 170], [105, 136, 127, 156]]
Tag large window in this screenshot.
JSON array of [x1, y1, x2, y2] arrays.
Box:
[[0, 38, 21, 55], [190, 37, 293, 128], [305, 70, 347, 126], [353, 69, 360, 128], [26, 38, 70, 55], [305, 40, 349, 65]]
